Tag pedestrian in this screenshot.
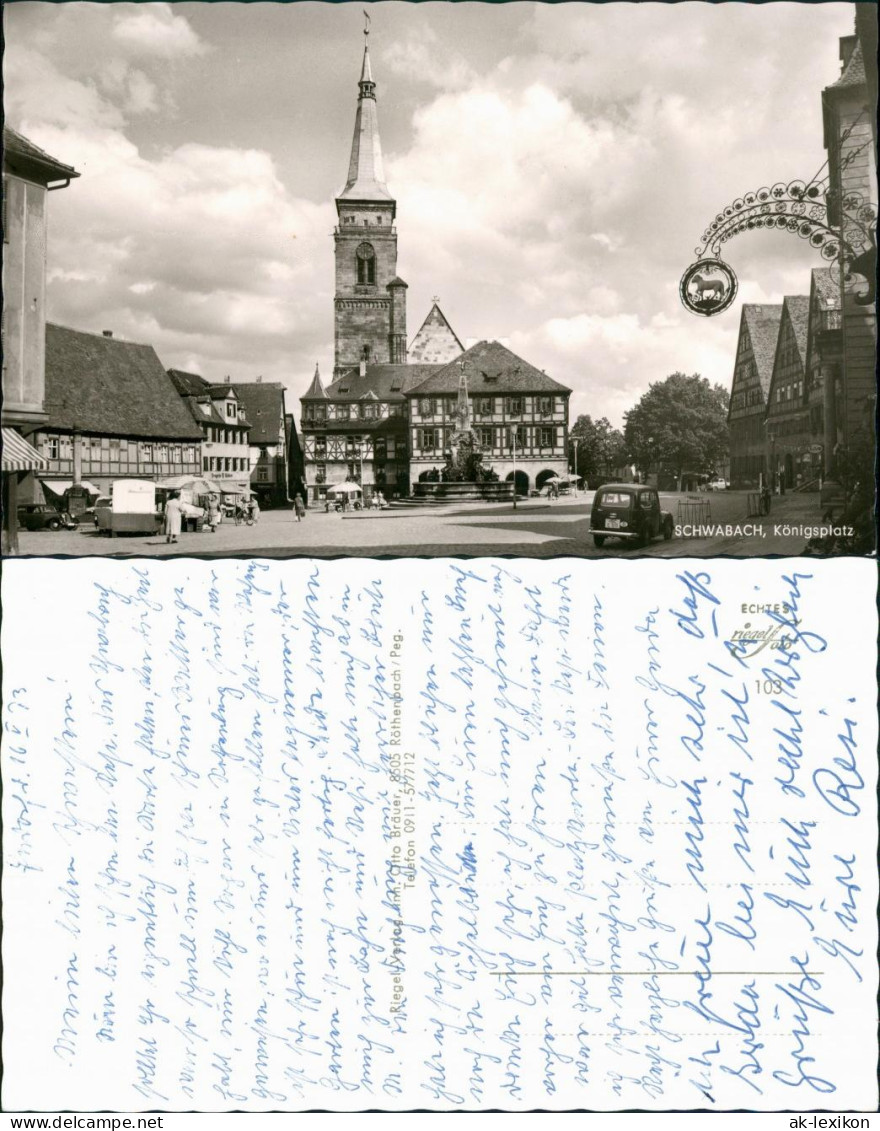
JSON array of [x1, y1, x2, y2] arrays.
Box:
[[206, 493, 221, 532], [248, 495, 260, 523], [294, 495, 305, 521], [164, 491, 183, 544]]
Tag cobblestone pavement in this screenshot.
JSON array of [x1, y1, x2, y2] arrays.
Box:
[[12, 489, 839, 559]]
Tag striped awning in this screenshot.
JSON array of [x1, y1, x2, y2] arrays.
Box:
[[2, 428, 48, 472]]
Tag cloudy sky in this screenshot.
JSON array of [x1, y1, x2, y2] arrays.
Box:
[[4, 1, 855, 425]]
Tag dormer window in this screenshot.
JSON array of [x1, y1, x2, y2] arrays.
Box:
[[356, 242, 376, 284]]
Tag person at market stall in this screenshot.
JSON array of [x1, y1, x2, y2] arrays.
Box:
[[163, 491, 183, 544], [205, 493, 221, 532]]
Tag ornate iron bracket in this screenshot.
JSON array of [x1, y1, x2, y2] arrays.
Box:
[[680, 124, 876, 315]]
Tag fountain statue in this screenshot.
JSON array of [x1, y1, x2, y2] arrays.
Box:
[[414, 363, 507, 502], [440, 364, 495, 483]]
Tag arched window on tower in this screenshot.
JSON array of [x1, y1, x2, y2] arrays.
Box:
[[356, 242, 376, 285]]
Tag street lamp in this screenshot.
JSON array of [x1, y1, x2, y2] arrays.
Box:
[[510, 428, 520, 510], [763, 421, 777, 492]]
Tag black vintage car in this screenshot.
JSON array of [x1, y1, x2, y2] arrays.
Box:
[[17, 504, 79, 532], [590, 484, 673, 548]]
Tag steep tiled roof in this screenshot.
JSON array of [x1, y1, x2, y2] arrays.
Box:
[[231, 382, 286, 445], [205, 384, 239, 401], [811, 266, 841, 309], [407, 340, 571, 395], [742, 305, 783, 395], [784, 296, 810, 364], [409, 303, 464, 365], [829, 40, 865, 89], [326, 364, 443, 402], [45, 324, 201, 439], [168, 368, 209, 396], [3, 126, 79, 182]]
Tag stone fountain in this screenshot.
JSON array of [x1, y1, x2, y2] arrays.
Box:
[[413, 365, 514, 503]]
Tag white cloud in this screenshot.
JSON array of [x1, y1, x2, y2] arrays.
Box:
[[111, 4, 208, 60], [4, 1, 855, 417], [383, 27, 474, 90]]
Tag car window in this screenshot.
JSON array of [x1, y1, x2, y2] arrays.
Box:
[[599, 492, 632, 508]]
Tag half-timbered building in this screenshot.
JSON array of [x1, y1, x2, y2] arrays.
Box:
[[727, 304, 783, 488], [764, 296, 811, 490]]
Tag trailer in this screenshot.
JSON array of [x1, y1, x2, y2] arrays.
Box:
[[96, 479, 162, 536]]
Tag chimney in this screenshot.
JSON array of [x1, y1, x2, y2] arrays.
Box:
[[225, 375, 231, 384], [359, 358, 367, 377], [256, 375, 263, 383], [102, 330, 113, 338]]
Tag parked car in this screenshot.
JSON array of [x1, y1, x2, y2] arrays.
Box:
[[590, 484, 673, 548], [707, 478, 729, 491], [17, 504, 79, 532]]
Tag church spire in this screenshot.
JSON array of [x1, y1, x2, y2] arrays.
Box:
[[337, 15, 393, 207]]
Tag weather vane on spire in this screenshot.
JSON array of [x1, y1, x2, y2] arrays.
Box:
[[363, 10, 370, 38]]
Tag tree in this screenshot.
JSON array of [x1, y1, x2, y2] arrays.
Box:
[[623, 373, 729, 489], [570, 415, 629, 487]]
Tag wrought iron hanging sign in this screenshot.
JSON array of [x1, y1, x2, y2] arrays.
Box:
[[680, 120, 877, 316], [679, 257, 738, 316]]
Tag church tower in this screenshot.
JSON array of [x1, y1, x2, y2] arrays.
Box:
[[333, 23, 407, 379]]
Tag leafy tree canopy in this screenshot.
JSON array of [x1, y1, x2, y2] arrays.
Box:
[[623, 373, 729, 479], [570, 414, 629, 485]]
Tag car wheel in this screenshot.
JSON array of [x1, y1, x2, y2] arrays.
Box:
[[47, 518, 61, 531], [663, 516, 673, 540], [593, 534, 606, 548]]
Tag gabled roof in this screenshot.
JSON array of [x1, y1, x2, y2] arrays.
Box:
[[302, 363, 329, 401], [180, 396, 230, 430], [407, 340, 571, 396], [3, 126, 79, 184], [765, 296, 810, 413], [409, 303, 465, 365], [783, 295, 810, 365], [325, 364, 444, 402], [231, 382, 286, 445], [803, 269, 842, 382], [829, 39, 865, 90], [742, 304, 784, 395], [811, 266, 841, 309], [168, 368, 210, 397], [204, 384, 240, 402], [169, 368, 248, 429], [44, 324, 202, 440]]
